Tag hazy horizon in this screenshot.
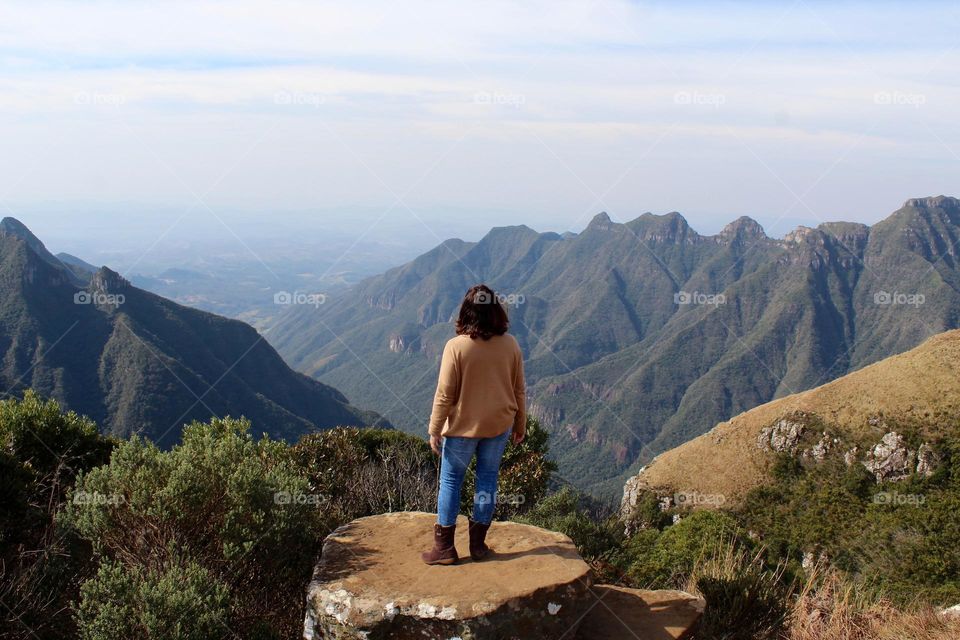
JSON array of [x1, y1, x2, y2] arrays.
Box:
[[2, 1, 959, 270]]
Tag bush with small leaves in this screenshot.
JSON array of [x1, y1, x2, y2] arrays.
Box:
[[0, 391, 113, 640], [626, 510, 749, 589], [75, 559, 231, 640], [62, 417, 315, 640]]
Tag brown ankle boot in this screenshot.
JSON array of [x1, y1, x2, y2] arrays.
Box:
[[468, 519, 492, 561], [421, 523, 458, 565]]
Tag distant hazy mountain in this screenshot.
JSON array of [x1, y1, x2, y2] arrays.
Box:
[[0, 217, 385, 448], [267, 196, 960, 497], [56, 252, 98, 282]]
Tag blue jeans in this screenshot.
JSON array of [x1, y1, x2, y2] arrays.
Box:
[[436, 428, 511, 527]]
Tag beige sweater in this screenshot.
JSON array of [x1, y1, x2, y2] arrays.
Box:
[[428, 334, 526, 438]]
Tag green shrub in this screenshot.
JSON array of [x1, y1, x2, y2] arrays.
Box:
[[291, 426, 436, 521], [517, 486, 622, 560], [626, 510, 748, 589], [75, 559, 231, 640], [62, 417, 315, 639], [0, 391, 113, 640]]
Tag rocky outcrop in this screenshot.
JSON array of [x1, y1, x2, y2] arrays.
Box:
[[756, 417, 805, 453], [619, 473, 646, 520], [916, 443, 940, 477], [862, 432, 916, 482], [304, 512, 594, 639], [304, 512, 704, 640], [940, 604, 960, 620], [805, 432, 837, 462]]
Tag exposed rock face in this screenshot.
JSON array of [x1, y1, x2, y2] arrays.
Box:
[[916, 443, 940, 477], [843, 446, 859, 467], [304, 512, 594, 639], [940, 604, 960, 620], [801, 550, 829, 574], [757, 417, 805, 453], [619, 473, 646, 521], [862, 432, 916, 482], [807, 433, 835, 462]]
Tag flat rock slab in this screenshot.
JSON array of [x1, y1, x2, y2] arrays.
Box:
[[304, 511, 594, 639], [576, 586, 704, 640]]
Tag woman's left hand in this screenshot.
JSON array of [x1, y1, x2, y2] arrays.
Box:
[[429, 434, 442, 455]]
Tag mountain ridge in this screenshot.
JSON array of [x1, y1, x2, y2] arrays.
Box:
[[267, 196, 960, 497], [0, 218, 386, 447]]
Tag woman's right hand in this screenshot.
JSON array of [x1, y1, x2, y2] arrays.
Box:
[[511, 430, 525, 445], [429, 434, 442, 455]]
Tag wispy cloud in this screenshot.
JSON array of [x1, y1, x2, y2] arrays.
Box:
[[1, 0, 958, 236]]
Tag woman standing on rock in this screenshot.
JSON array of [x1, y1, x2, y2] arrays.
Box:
[[422, 284, 526, 565]]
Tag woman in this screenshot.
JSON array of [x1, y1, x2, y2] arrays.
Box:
[[421, 284, 526, 565]]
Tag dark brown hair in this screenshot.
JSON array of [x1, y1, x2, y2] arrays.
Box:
[[455, 284, 509, 340]]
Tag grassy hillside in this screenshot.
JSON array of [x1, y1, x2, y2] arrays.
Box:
[[631, 328, 960, 504]]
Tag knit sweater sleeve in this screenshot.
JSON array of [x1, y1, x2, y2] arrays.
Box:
[[512, 341, 526, 436], [428, 339, 460, 436]]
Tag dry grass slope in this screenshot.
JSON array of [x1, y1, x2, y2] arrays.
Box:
[[635, 329, 960, 503]]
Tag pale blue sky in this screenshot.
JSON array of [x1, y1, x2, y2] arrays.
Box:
[[1, 0, 959, 252]]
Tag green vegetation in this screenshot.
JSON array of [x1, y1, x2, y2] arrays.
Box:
[[1, 394, 554, 640], [740, 421, 960, 604], [0, 391, 114, 639]]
